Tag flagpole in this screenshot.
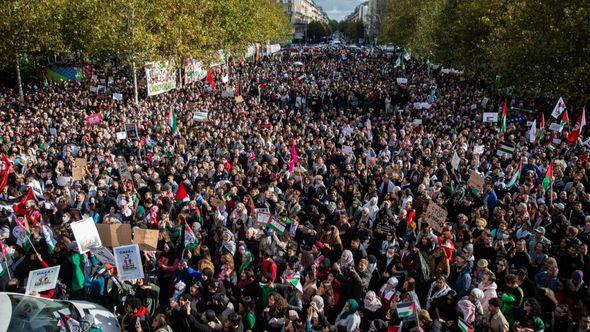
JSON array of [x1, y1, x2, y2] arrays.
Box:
[[4, 260, 11, 280]]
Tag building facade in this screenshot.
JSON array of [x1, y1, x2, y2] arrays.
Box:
[[344, 1, 369, 25], [278, 0, 330, 39], [366, 0, 389, 42]]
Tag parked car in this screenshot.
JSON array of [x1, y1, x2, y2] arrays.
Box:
[[0, 292, 120, 332]]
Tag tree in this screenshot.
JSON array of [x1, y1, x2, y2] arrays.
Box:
[[0, 0, 63, 107], [342, 21, 366, 43], [307, 21, 331, 43]]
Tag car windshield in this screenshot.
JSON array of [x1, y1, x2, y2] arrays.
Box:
[[7, 294, 79, 332]]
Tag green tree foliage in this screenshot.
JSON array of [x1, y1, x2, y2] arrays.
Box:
[[381, 0, 590, 103], [341, 21, 366, 43], [307, 21, 331, 43]]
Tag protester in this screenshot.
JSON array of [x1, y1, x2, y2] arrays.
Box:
[[0, 45, 588, 332]]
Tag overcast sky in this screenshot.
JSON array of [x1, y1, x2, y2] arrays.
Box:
[[315, 0, 365, 21]]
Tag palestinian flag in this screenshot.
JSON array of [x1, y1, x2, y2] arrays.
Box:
[[267, 217, 286, 235], [168, 106, 178, 135], [567, 107, 586, 143], [538, 112, 546, 141], [560, 109, 569, 128], [58, 311, 81, 332], [496, 144, 515, 158], [42, 225, 56, 253], [458, 319, 474, 332], [506, 158, 523, 190], [542, 161, 554, 191], [13, 187, 38, 217], [500, 99, 508, 133], [0, 241, 10, 277], [285, 276, 303, 293], [184, 222, 198, 250], [175, 183, 190, 203], [294, 74, 307, 83], [396, 301, 417, 319]]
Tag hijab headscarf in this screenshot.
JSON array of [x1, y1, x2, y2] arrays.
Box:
[[363, 291, 382, 312], [341, 299, 359, 319], [339, 249, 354, 268], [379, 276, 399, 301]]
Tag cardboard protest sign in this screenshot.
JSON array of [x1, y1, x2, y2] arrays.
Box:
[[467, 171, 484, 191], [473, 145, 485, 155], [89, 247, 116, 265], [483, 112, 498, 123], [85, 113, 103, 127], [70, 217, 102, 253], [96, 223, 132, 247], [423, 201, 447, 233], [257, 212, 272, 225], [71, 158, 86, 182], [25, 266, 61, 295], [235, 95, 244, 103], [125, 123, 138, 139], [113, 244, 144, 281], [132, 228, 159, 251]]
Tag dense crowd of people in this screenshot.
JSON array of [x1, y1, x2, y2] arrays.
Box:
[[0, 46, 589, 332]]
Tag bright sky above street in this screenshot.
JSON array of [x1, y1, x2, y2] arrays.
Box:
[[316, 0, 365, 21]]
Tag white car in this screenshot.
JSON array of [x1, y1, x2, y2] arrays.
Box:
[[0, 292, 121, 332]]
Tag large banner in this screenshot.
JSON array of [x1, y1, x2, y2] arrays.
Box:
[[184, 58, 207, 84], [145, 61, 177, 96], [25, 266, 61, 295]]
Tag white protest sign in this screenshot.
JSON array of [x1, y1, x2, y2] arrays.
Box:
[[116, 131, 128, 140], [70, 217, 102, 253], [25, 266, 61, 295], [420, 102, 432, 109], [396, 77, 408, 84], [551, 97, 566, 118], [221, 89, 235, 98], [257, 212, 271, 225], [483, 112, 498, 123], [113, 244, 144, 281], [56, 176, 72, 187], [342, 145, 354, 155], [90, 247, 116, 265], [473, 145, 485, 155], [193, 111, 209, 122], [112, 93, 123, 101], [89, 86, 98, 93]]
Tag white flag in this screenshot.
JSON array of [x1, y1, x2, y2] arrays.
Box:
[[551, 97, 566, 118], [528, 119, 537, 143]]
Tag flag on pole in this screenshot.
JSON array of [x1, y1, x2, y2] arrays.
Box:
[[506, 158, 523, 190], [12, 187, 38, 217], [289, 144, 298, 173], [184, 222, 198, 250], [500, 99, 508, 133], [539, 112, 546, 141], [395, 301, 417, 319], [542, 161, 554, 191], [175, 183, 190, 203], [528, 119, 537, 143], [205, 70, 216, 89], [560, 109, 569, 128], [0, 155, 12, 193], [168, 106, 178, 135], [294, 74, 307, 83], [551, 97, 566, 118], [567, 107, 586, 143], [458, 318, 474, 332]]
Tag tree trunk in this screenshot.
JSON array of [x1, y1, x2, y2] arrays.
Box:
[[132, 58, 139, 106], [16, 54, 24, 108]]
